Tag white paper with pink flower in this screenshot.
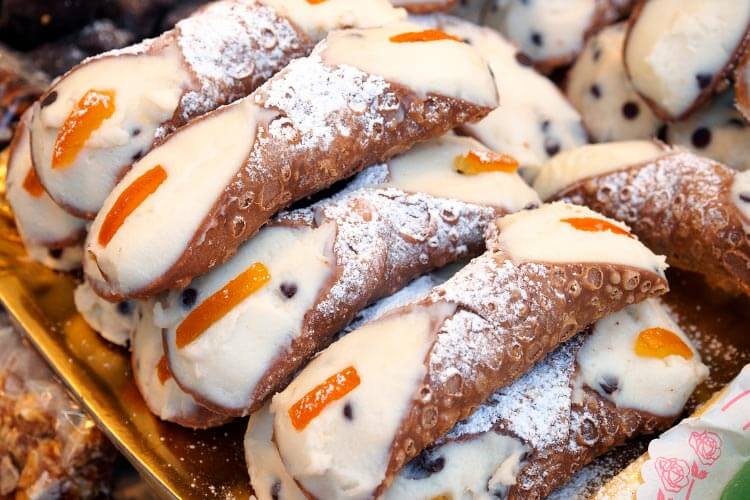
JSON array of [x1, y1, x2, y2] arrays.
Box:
[[638, 364, 750, 499]]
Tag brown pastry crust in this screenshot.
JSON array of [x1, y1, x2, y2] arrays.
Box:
[[394, 0, 458, 14], [624, 0, 750, 122], [33, 0, 313, 219], [734, 46, 750, 123], [376, 226, 669, 494], [170, 186, 500, 416], [90, 62, 495, 300], [548, 152, 750, 295]]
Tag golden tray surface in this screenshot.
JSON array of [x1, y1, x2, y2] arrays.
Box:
[[0, 153, 748, 498]]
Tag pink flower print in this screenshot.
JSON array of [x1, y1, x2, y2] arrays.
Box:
[[655, 457, 690, 493], [689, 431, 722, 466]]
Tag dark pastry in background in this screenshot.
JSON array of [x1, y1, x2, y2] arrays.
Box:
[[0, 45, 47, 149], [0, 0, 99, 50]]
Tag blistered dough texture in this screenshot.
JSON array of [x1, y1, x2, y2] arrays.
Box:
[[551, 152, 750, 295], [566, 23, 663, 143]]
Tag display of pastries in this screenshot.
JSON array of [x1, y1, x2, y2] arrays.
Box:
[[1, 0, 748, 498]]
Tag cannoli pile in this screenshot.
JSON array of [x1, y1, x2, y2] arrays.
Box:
[[3, 0, 750, 498]]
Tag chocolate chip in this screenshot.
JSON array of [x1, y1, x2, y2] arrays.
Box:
[[622, 101, 639, 120], [530, 31, 543, 47], [515, 51, 533, 67], [739, 192, 750, 203], [181, 288, 198, 308], [656, 124, 669, 142], [540, 119, 550, 132], [343, 403, 353, 420], [131, 128, 141, 137], [402, 452, 446, 480], [544, 138, 560, 157], [590, 83, 601, 99], [592, 47, 601, 62], [599, 375, 619, 395], [48, 248, 63, 259], [270, 480, 281, 500], [728, 117, 746, 128], [117, 301, 133, 316], [41, 91, 57, 107], [280, 282, 297, 299], [524, 202, 539, 210], [461, 37, 471, 45], [132, 150, 144, 162], [695, 73, 712, 89], [691, 127, 711, 148]]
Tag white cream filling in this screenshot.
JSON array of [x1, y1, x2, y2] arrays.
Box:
[[575, 299, 708, 417], [533, 141, 666, 200], [6, 118, 87, 246], [484, 0, 598, 62], [320, 22, 498, 108], [86, 98, 261, 295], [272, 302, 454, 500], [731, 170, 750, 226], [245, 405, 307, 500], [384, 432, 528, 500], [73, 282, 138, 347], [158, 222, 336, 411], [25, 242, 83, 272], [260, 0, 406, 42], [383, 135, 540, 212], [132, 304, 209, 423], [30, 45, 189, 216], [625, 0, 750, 117], [496, 202, 667, 275], [423, 16, 586, 171]]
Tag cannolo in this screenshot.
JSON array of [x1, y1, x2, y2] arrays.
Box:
[[624, 0, 750, 121], [73, 282, 140, 347], [5, 112, 87, 272], [157, 135, 536, 415], [29, 0, 406, 219], [419, 15, 587, 179], [483, 0, 614, 73], [84, 23, 499, 300], [265, 202, 668, 498], [534, 142, 750, 295], [390, 0, 457, 14], [566, 23, 662, 143], [131, 304, 231, 428], [246, 299, 706, 500]]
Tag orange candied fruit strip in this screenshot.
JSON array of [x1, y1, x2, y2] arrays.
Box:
[[289, 366, 361, 431], [98, 165, 167, 247], [453, 150, 519, 175], [176, 262, 271, 348], [561, 217, 634, 238], [157, 355, 172, 384], [52, 89, 116, 170], [635, 327, 693, 360], [390, 29, 461, 44], [306, 0, 327, 3], [22, 168, 45, 197]]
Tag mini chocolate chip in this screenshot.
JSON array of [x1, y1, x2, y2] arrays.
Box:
[[461, 37, 471, 45], [656, 124, 669, 142], [524, 201, 539, 210], [530, 31, 543, 47], [691, 127, 711, 149], [343, 403, 353, 420], [622, 101, 639, 120], [280, 282, 297, 299], [544, 138, 560, 157], [590, 83, 601, 99], [515, 51, 533, 67], [739, 192, 750, 203], [131, 128, 141, 137], [181, 288, 198, 308], [592, 47, 601, 61], [728, 117, 746, 128], [132, 150, 144, 162], [402, 453, 445, 480], [540, 119, 550, 132], [117, 301, 133, 316], [48, 248, 63, 259], [599, 375, 619, 395], [270, 480, 281, 500], [41, 91, 57, 107], [695, 73, 712, 89]]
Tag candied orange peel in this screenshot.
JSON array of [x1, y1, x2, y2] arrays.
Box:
[[635, 327, 693, 360], [98, 165, 167, 246], [561, 217, 633, 238], [176, 262, 271, 348], [22, 168, 45, 197], [390, 29, 460, 43], [52, 89, 116, 169], [453, 150, 519, 175], [157, 355, 172, 384], [306, 0, 327, 3], [289, 366, 361, 431]]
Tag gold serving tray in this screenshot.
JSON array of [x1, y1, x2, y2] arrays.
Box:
[[0, 152, 748, 498]]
